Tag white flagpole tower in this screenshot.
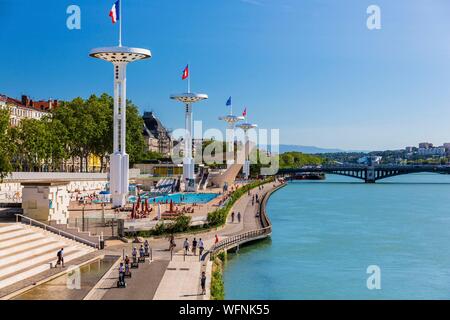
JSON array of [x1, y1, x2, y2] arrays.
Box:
[[219, 100, 244, 167], [171, 72, 207, 192], [238, 118, 257, 180], [90, 3, 151, 207], [119, 0, 122, 47]]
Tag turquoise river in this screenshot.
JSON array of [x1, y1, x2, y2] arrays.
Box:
[[223, 173, 450, 299]]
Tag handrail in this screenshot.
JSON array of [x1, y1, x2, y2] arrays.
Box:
[[15, 214, 99, 249], [206, 182, 286, 260]]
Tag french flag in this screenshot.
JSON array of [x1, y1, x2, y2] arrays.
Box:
[[109, 0, 120, 24], [182, 65, 189, 80]]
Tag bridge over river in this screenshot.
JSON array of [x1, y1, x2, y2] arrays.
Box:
[[279, 165, 450, 183]]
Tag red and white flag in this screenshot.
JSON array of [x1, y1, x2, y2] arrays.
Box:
[[109, 0, 120, 24], [182, 65, 189, 80]]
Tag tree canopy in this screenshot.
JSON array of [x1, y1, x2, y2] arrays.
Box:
[[1, 94, 149, 173], [279, 151, 324, 169], [0, 109, 13, 181]]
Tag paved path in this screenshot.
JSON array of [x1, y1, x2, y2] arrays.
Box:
[[91, 181, 282, 300], [152, 181, 281, 300], [100, 259, 169, 300]]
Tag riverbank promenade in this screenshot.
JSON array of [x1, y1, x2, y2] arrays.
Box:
[[83, 180, 283, 300]]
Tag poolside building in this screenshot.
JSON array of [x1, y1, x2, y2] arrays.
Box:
[[142, 112, 173, 156]]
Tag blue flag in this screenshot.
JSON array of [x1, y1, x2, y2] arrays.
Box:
[[226, 96, 232, 106]]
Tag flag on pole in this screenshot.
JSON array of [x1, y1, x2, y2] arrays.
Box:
[[226, 96, 232, 106], [109, 0, 120, 24], [242, 108, 247, 117], [182, 65, 189, 80]]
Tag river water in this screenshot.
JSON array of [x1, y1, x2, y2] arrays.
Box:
[[223, 173, 450, 299]]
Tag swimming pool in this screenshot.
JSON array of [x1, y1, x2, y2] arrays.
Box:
[[129, 193, 219, 204]]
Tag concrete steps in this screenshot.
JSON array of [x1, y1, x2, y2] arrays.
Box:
[[0, 224, 23, 234], [49, 222, 99, 244], [0, 238, 60, 259], [0, 223, 95, 290], [0, 228, 37, 241], [0, 233, 45, 250]]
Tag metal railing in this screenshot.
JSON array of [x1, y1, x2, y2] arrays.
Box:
[[68, 217, 122, 239], [209, 226, 271, 255], [15, 214, 99, 249], [205, 182, 286, 260]]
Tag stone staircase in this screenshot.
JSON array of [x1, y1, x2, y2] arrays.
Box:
[[48, 221, 100, 244], [0, 223, 95, 290], [209, 163, 243, 188]]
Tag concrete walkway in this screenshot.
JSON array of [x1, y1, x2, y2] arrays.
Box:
[[90, 180, 282, 301], [152, 181, 281, 300]]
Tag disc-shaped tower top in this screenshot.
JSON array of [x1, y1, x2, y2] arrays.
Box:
[[89, 46, 151, 63], [238, 122, 258, 130], [219, 115, 245, 124], [170, 93, 208, 104]]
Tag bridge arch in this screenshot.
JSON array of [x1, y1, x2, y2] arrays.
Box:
[[279, 165, 450, 183]]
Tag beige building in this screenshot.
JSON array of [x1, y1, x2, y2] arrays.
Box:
[[0, 94, 57, 126], [142, 112, 173, 156]]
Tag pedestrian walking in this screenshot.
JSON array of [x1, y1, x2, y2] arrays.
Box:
[[231, 211, 235, 223], [55, 247, 64, 268], [168, 234, 176, 251], [237, 212, 241, 223], [199, 238, 204, 256], [215, 234, 219, 244], [183, 238, 190, 255], [192, 238, 198, 256], [201, 271, 207, 295]]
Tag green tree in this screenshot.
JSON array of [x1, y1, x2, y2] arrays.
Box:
[[17, 118, 50, 171], [126, 99, 146, 165], [0, 109, 13, 181]]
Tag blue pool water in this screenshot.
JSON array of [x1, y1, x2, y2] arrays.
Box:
[[223, 173, 450, 299], [129, 193, 219, 204]]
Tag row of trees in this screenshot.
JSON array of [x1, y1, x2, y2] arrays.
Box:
[[279, 151, 325, 169], [0, 109, 13, 181], [0, 94, 150, 178]]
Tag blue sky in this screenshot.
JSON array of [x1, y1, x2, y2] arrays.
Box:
[[1, 0, 450, 150]]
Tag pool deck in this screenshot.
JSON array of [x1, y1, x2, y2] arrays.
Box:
[[68, 187, 227, 222]]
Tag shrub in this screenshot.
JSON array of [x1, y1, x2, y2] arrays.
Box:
[[211, 257, 225, 300], [207, 177, 274, 228], [171, 215, 191, 233], [153, 221, 166, 235]]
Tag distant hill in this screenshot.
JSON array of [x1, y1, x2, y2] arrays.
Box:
[[278, 145, 370, 154], [279, 145, 344, 154]]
